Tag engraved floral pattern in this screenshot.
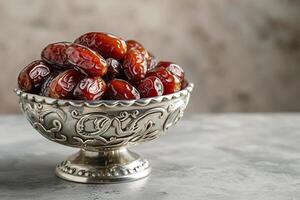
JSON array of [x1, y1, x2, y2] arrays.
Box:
[[17, 84, 192, 151], [19, 98, 188, 151], [20, 101, 68, 142], [16, 83, 193, 182]]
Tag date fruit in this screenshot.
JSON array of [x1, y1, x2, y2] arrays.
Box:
[[48, 69, 83, 99], [126, 40, 148, 58], [73, 77, 107, 100], [40, 71, 61, 96], [104, 58, 123, 81], [122, 49, 147, 82], [41, 42, 71, 68], [126, 40, 157, 70], [66, 44, 107, 77], [146, 52, 157, 70], [147, 67, 181, 95], [18, 60, 51, 93], [137, 76, 164, 98], [156, 61, 184, 82], [74, 32, 127, 60], [107, 79, 140, 100], [18, 31, 187, 100]]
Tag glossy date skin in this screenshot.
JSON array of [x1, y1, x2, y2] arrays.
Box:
[[19, 32, 187, 100], [126, 40, 148, 58], [137, 76, 164, 98], [41, 42, 71, 68], [122, 49, 147, 82], [146, 52, 157, 70], [126, 40, 157, 71], [156, 61, 184, 82], [73, 77, 107, 100], [18, 60, 51, 93], [66, 44, 107, 77], [48, 69, 83, 99], [74, 32, 127, 60], [40, 71, 61, 96], [147, 67, 181, 95], [104, 58, 123, 81], [107, 79, 140, 100]]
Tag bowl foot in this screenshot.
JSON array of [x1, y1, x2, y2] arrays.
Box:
[[55, 148, 151, 183]]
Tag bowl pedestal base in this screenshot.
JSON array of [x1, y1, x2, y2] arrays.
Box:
[[55, 148, 151, 183]]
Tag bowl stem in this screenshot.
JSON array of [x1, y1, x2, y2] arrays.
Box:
[[55, 148, 151, 183]]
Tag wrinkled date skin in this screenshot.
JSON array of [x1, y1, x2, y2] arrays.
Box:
[[104, 58, 123, 81], [66, 44, 107, 77], [19, 32, 188, 100], [40, 71, 61, 96], [48, 69, 83, 99], [41, 42, 71, 68], [107, 79, 140, 100], [73, 77, 107, 100], [156, 61, 184, 82], [74, 32, 127, 60], [126, 40, 149, 58], [126, 40, 157, 70], [147, 67, 181, 95], [122, 49, 147, 82], [146, 52, 157, 70], [18, 60, 51, 93], [137, 76, 164, 98]]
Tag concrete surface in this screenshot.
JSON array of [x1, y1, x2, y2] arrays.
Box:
[[1, 114, 300, 199], [1, 0, 300, 113]]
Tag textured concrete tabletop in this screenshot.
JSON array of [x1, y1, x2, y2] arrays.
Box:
[[1, 114, 300, 200]]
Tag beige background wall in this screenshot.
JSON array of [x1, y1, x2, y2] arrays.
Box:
[[1, 0, 300, 113]]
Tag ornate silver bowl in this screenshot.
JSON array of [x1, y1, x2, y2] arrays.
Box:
[[15, 83, 193, 183]]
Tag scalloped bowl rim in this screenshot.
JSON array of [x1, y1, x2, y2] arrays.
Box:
[[15, 83, 194, 108]]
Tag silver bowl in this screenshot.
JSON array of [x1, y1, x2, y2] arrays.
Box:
[[15, 83, 193, 183]]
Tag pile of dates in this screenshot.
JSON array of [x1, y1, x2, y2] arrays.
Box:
[[18, 32, 187, 100]]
